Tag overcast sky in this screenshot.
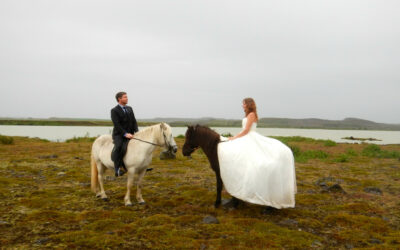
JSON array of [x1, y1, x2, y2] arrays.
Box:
[[0, 0, 399, 123]]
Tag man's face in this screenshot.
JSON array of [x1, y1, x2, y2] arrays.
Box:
[[119, 94, 128, 105]]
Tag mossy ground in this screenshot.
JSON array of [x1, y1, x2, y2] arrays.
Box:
[[0, 136, 399, 249]]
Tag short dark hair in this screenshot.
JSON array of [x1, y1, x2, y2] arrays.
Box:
[[115, 92, 127, 102]]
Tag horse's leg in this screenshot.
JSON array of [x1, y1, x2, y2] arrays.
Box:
[[214, 169, 223, 208], [96, 162, 108, 200], [136, 168, 147, 205], [124, 168, 135, 206]]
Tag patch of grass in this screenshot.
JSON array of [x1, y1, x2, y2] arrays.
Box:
[[221, 132, 233, 137], [324, 140, 337, 147], [273, 136, 317, 144], [362, 144, 400, 158], [176, 134, 185, 139], [335, 154, 349, 163], [0, 134, 14, 145], [288, 144, 329, 163], [346, 148, 358, 157], [65, 136, 97, 143]]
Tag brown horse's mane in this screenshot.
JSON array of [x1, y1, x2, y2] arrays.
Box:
[[194, 125, 221, 150]]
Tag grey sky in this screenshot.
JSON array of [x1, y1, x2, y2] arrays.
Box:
[[0, 0, 399, 123]]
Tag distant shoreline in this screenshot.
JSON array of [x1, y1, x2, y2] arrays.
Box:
[[1, 117, 400, 131]]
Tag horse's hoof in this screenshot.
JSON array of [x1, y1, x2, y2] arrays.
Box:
[[139, 201, 146, 205], [102, 197, 109, 202], [125, 203, 133, 207], [96, 194, 101, 198]]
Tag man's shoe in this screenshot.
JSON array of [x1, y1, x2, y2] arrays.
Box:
[[115, 168, 126, 177]]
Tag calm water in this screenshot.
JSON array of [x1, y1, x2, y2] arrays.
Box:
[[0, 125, 399, 145]]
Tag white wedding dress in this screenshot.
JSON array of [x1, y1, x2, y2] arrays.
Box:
[[218, 118, 297, 208]]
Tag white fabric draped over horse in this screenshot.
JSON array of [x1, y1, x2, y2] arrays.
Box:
[[91, 123, 177, 206]]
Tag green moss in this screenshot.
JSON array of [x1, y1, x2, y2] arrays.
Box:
[[362, 144, 400, 158], [1, 135, 399, 249], [335, 154, 349, 162], [65, 136, 97, 143], [0, 134, 14, 145], [324, 140, 337, 147]]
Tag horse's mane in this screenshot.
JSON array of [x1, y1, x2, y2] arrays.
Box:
[[134, 123, 162, 139], [194, 125, 221, 149]]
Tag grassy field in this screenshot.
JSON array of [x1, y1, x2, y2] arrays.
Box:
[[0, 135, 399, 249]]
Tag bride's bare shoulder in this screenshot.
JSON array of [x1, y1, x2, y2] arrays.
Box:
[[246, 112, 256, 119]]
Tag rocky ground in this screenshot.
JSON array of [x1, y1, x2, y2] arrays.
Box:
[[0, 135, 399, 249]]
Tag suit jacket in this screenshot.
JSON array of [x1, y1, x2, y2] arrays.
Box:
[[111, 105, 139, 140]]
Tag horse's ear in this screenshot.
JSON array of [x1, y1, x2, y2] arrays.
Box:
[[160, 123, 166, 130]]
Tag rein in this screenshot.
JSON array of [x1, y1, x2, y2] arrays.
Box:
[[132, 129, 172, 148], [132, 137, 163, 147]]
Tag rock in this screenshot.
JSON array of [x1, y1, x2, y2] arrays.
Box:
[[369, 238, 382, 244], [39, 154, 58, 159], [326, 184, 346, 194], [203, 215, 219, 224], [315, 177, 335, 186], [0, 220, 11, 227], [57, 172, 66, 177], [311, 240, 323, 248], [279, 219, 298, 227], [364, 187, 382, 195], [345, 243, 354, 249], [159, 150, 176, 160], [34, 238, 50, 244], [74, 156, 84, 160]]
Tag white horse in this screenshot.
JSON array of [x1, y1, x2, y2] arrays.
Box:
[[90, 123, 178, 206]]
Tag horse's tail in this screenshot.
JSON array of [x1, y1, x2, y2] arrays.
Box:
[[90, 153, 98, 193]]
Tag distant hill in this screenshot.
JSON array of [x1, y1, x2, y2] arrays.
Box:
[[1, 117, 400, 130], [142, 117, 400, 131]]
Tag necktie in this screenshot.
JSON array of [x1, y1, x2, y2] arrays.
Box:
[[123, 107, 127, 114]]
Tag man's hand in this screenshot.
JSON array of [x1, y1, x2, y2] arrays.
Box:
[[125, 133, 134, 139]]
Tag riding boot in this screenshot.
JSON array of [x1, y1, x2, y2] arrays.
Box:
[[114, 160, 126, 177]]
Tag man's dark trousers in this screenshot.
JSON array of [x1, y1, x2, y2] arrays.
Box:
[[111, 105, 139, 176]]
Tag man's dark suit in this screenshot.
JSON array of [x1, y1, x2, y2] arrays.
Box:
[[111, 105, 139, 174]]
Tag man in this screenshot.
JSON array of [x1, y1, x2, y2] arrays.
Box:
[[111, 92, 139, 177]]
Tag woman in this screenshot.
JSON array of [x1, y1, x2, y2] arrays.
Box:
[[218, 98, 297, 208]]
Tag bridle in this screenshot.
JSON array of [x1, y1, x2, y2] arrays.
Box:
[[132, 128, 174, 150]]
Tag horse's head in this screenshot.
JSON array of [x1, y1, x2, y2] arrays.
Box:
[[182, 125, 199, 156], [160, 123, 178, 153]]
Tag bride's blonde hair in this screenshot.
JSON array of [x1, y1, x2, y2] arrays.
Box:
[[243, 98, 258, 121]]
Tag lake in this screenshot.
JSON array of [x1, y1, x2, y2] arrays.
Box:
[[0, 125, 399, 145]]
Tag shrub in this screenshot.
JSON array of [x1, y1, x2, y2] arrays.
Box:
[[324, 140, 337, 147], [288, 145, 329, 163], [362, 144, 381, 157], [273, 136, 316, 144], [176, 134, 185, 139], [362, 144, 400, 158], [221, 132, 233, 137], [346, 148, 358, 157], [66, 136, 96, 143], [0, 135, 14, 145], [335, 154, 349, 163]]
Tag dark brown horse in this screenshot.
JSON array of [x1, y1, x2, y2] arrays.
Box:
[[182, 125, 240, 208]]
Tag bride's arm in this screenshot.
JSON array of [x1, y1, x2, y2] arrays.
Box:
[[229, 113, 256, 140]]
